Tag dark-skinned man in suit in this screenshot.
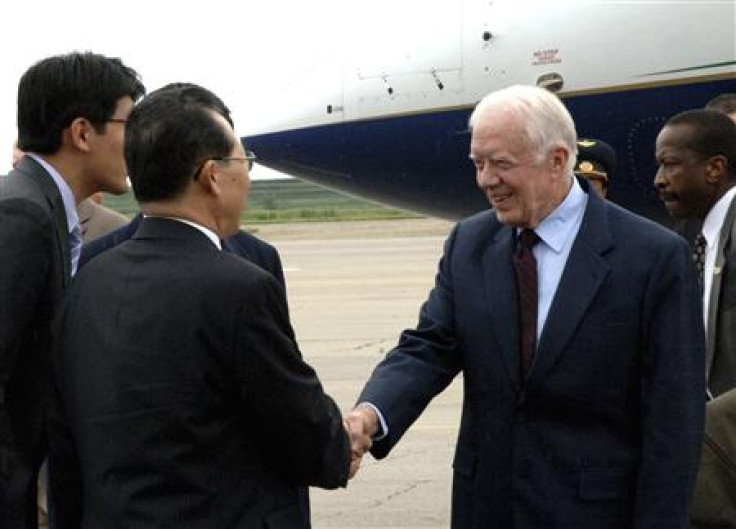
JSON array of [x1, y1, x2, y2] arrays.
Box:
[[653, 104, 736, 528]]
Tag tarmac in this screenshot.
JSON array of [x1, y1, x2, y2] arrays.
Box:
[[256, 217, 462, 529]]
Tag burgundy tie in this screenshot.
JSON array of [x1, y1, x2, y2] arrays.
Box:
[[513, 229, 541, 376]]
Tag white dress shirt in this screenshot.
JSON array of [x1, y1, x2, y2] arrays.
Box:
[[700, 186, 736, 331]]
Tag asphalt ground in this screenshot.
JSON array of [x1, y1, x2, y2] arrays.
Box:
[[256, 218, 463, 528]]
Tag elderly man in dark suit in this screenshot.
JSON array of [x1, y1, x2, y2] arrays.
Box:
[[79, 81, 287, 285], [0, 52, 144, 529], [344, 85, 705, 528], [48, 83, 366, 529]]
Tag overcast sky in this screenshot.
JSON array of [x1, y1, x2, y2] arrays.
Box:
[[0, 0, 355, 177], [1, 0, 517, 176]]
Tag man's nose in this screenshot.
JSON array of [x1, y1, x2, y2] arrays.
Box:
[[653, 166, 665, 188], [477, 164, 499, 187]]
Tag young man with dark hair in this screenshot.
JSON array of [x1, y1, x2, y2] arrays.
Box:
[[0, 51, 144, 529]]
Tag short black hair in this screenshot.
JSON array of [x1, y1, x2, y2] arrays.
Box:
[[125, 83, 235, 203], [17, 51, 145, 154], [665, 109, 736, 178], [706, 93, 736, 115]]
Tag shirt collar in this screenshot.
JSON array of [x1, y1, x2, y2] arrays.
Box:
[[531, 177, 587, 254], [26, 153, 79, 234], [702, 186, 736, 248]]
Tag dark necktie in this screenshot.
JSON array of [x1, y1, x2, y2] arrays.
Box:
[[513, 229, 541, 376], [692, 233, 707, 288], [70, 225, 83, 276]]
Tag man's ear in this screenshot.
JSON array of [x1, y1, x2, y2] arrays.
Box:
[[67, 118, 93, 153], [550, 146, 570, 175], [195, 160, 219, 195], [705, 155, 728, 184]]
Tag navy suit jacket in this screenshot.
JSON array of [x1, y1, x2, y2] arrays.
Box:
[[0, 157, 72, 528], [80, 213, 285, 288], [358, 180, 706, 528]]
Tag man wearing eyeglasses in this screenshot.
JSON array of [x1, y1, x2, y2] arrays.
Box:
[[48, 83, 365, 529], [0, 52, 144, 529], [77, 83, 287, 300]]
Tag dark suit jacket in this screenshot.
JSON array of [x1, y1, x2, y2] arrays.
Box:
[[0, 157, 72, 528], [80, 213, 286, 287], [358, 180, 705, 528], [49, 218, 349, 528], [691, 388, 736, 528], [705, 194, 736, 397]]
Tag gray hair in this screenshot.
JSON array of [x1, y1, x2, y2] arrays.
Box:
[[469, 85, 578, 174]]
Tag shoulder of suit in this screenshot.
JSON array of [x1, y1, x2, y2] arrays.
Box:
[[458, 209, 497, 230], [721, 192, 736, 230], [596, 198, 678, 239], [205, 252, 281, 303], [1, 168, 48, 204], [1, 172, 59, 227], [451, 209, 505, 243], [230, 230, 280, 255]]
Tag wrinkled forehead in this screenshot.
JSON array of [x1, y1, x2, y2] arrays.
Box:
[[471, 114, 531, 155]]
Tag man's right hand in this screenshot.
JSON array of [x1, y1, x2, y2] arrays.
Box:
[[343, 405, 379, 478]]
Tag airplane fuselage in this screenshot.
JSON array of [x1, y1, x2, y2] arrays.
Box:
[[244, 0, 736, 224]]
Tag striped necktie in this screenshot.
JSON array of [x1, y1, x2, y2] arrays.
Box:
[[70, 225, 83, 276], [692, 233, 707, 289]]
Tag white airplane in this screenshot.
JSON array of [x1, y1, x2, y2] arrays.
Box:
[[243, 0, 736, 224]]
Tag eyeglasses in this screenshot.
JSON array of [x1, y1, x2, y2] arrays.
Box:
[[192, 150, 257, 180], [212, 150, 257, 171]]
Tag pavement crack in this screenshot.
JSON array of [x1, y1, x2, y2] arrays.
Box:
[[368, 479, 432, 508], [352, 339, 387, 351]]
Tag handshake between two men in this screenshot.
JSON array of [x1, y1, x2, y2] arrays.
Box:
[[343, 404, 380, 479]]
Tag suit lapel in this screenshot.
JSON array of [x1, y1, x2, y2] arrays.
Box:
[[19, 157, 73, 283], [706, 194, 736, 377], [529, 190, 613, 388], [482, 226, 523, 394]]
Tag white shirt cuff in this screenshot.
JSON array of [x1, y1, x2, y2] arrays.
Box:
[[357, 402, 388, 441]]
